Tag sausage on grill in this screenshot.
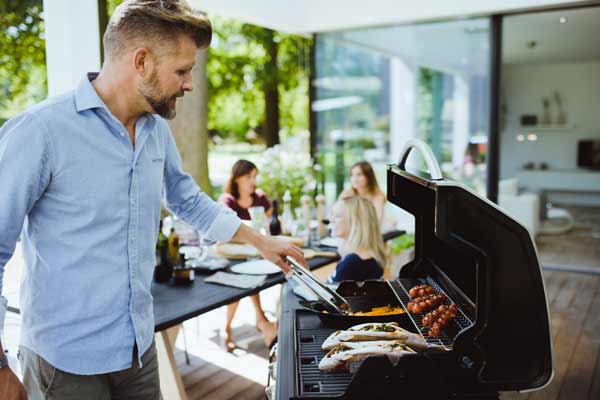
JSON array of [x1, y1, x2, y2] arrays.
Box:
[[407, 293, 446, 313], [408, 284, 435, 298], [424, 304, 458, 338]]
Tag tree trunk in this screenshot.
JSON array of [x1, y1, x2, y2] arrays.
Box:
[[168, 49, 212, 197], [263, 29, 280, 148]]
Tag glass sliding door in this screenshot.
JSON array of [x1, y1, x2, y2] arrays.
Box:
[[314, 17, 491, 203]]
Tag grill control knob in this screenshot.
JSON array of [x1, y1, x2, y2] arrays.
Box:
[[460, 356, 475, 369]]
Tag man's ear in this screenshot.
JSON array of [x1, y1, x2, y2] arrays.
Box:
[[132, 47, 154, 77]]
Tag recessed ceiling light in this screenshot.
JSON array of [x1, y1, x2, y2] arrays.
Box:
[[559, 17, 568, 24]]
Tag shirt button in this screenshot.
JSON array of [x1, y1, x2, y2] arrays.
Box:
[[120, 132, 126, 137]]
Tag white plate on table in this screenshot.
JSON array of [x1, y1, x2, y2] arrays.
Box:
[[230, 260, 281, 275], [319, 237, 342, 248]]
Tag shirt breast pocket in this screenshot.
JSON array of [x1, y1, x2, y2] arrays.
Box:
[[141, 151, 165, 201]]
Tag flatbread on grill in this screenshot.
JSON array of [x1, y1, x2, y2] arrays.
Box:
[[321, 322, 427, 351], [318, 341, 416, 372]]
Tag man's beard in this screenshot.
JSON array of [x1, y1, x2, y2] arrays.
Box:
[[138, 71, 183, 120]]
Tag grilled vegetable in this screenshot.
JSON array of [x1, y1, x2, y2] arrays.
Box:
[[351, 305, 405, 316]]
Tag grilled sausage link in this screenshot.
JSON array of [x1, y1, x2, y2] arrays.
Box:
[[408, 284, 435, 298], [407, 293, 446, 313], [424, 304, 458, 338]]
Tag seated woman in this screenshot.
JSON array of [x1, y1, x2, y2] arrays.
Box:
[[328, 196, 387, 283], [218, 160, 277, 351], [339, 161, 386, 223], [339, 160, 400, 232]]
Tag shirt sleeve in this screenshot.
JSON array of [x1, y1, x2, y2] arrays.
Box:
[[0, 113, 52, 334], [161, 123, 241, 245]]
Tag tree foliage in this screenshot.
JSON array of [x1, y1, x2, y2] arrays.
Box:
[[0, 0, 46, 120], [207, 16, 311, 144], [0, 0, 311, 143]]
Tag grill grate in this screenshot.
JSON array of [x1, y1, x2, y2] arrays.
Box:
[[395, 278, 473, 349], [294, 277, 474, 397], [297, 329, 353, 397]]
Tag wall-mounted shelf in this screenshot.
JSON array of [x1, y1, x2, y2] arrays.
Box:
[[518, 125, 577, 132]]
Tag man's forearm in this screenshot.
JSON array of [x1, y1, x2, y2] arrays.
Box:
[[231, 223, 263, 247]]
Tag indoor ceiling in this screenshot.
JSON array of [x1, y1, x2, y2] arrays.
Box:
[[503, 7, 600, 64], [191, 0, 586, 34]]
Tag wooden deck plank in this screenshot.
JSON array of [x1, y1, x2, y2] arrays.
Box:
[[175, 348, 266, 400], [543, 271, 568, 307], [227, 383, 266, 400], [499, 390, 529, 400], [187, 366, 240, 399], [202, 373, 264, 400], [557, 276, 600, 400], [175, 351, 207, 377], [529, 274, 597, 400], [589, 348, 600, 400], [502, 272, 596, 400]]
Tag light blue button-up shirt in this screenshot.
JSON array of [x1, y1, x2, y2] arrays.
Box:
[[0, 74, 241, 375]]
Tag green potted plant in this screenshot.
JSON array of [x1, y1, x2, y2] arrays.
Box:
[[257, 145, 316, 212], [388, 233, 415, 279]]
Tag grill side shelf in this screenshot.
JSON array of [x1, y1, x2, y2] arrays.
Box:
[[390, 278, 473, 350]]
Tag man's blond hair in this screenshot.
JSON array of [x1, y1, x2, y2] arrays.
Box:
[[103, 0, 212, 60]]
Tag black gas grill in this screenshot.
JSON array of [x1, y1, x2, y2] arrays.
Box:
[[275, 140, 553, 400]]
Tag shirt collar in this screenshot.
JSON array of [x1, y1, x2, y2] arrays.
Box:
[[74, 72, 156, 129], [74, 72, 107, 113]]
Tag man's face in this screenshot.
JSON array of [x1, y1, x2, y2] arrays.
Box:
[[138, 35, 197, 119]]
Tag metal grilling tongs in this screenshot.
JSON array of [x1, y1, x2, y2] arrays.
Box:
[[286, 256, 353, 315]]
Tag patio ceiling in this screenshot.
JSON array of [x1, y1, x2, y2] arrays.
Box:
[[191, 0, 585, 34]]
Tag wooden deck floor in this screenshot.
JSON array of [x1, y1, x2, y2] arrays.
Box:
[[176, 351, 268, 400], [500, 270, 600, 400], [174, 323, 270, 400], [174, 270, 600, 400]]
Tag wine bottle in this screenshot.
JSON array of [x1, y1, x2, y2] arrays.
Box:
[[269, 200, 282, 236], [281, 190, 293, 235]]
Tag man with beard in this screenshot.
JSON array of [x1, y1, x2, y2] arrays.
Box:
[[0, 1, 306, 399]]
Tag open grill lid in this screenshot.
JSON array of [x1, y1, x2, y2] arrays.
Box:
[[387, 139, 553, 392]]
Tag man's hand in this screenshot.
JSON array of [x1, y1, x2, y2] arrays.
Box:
[[253, 235, 307, 274], [231, 224, 308, 273], [0, 366, 27, 400]]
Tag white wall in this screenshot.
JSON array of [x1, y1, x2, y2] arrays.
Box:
[[500, 61, 600, 179]]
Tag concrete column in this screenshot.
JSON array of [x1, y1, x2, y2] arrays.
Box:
[[43, 0, 102, 96], [389, 57, 416, 164], [452, 74, 470, 169]]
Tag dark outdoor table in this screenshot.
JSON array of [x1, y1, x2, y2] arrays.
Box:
[[152, 230, 404, 332], [152, 255, 338, 332]]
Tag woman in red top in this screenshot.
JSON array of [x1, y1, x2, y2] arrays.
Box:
[[218, 160, 277, 351]]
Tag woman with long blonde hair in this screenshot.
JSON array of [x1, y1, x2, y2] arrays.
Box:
[[328, 196, 387, 282]]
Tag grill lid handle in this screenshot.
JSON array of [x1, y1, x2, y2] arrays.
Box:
[[398, 139, 443, 181]]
